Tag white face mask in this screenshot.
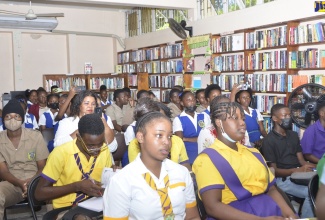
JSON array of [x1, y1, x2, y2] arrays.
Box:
[[220, 120, 236, 143], [5, 118, 22, 131]]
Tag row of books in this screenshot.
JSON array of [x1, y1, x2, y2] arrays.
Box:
[[211, 74, 244, 91], [211, 34, 244, 53], [288, 74, 325, 92], [252, 95, 286, 114], [245, 73, 286, 92], [161, 75, 183, 88], [89, 77, 125, 90], [246, 26, 287, 49], [212, 54, 244, 72], [160, 43, 183, 59], [161, 60, 183, 73], [128, 88, 171, 102], [44, 78, 86, 92], [288, 49, 325, 68], [246, 50, 287, 70], [289, 22, 325, 45], [123, 60, 184, 74], [149, 76, 160, 88], [118, 44, 183, 64]]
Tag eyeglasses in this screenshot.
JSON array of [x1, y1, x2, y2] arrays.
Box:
[[77, 134, 107, 154], [4, 114, 22, 121]]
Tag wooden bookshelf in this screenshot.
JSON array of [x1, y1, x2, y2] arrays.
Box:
[[117, 41, 184, 101], [43, 73, 127, 93]]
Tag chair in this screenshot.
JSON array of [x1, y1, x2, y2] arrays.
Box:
[[308, 174, 319, 215], [27, 175, 46, 220], [41, 128, 55, 146], [112, 132, 127, 162], [4, 199, 29, 220], [285, 193, 305, 216]]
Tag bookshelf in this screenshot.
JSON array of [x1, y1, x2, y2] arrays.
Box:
[[43, 73, 127, 100], [117, 42, 185, 101], [210, 15, 325, 118]]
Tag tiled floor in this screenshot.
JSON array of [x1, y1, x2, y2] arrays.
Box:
[[6, 206, 46, 220]]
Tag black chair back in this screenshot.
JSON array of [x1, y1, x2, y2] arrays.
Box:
[[41, 128, 55, 146], [27, 175, 44, 220], [112, 132, 127, 161], [308, 174, 319, 214]]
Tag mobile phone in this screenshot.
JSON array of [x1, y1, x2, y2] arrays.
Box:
[[95, 107, 102, 115], [75, 86, 86, 92], [239, 84, 248, 90]]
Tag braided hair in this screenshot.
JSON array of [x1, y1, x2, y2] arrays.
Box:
[[210, 102, 245, 130]]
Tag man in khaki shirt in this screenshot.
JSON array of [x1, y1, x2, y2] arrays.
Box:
[[106, 89, 132, 132], [0, 99, 49, 219]]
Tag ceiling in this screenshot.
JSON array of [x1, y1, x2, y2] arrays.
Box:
[[1, 0, 196, 10]]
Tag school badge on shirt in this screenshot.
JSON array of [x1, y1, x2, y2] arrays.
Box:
[[198, 120, 205, 128], [28, 151, 36, 160]]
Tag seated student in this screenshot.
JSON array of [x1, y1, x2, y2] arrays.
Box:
[[25, 89, 38, 109], [235, 88, 267, 147], [301, 102, 325, 164], [29, 89, 49, 123], [316, 164, 325, 219], [0, 100, 48, 219], [148, 90, 160, 102], [195, 89, 208, 113], [99, 85, 112, 112], [197, 96, 251, 154], [261, 104, 316, 218], [106, 89, 131, 132], [103, 112, 200, 220], [167, 88, 182, 121], [203, 84, 222, 115], [14, 95, 39, 130], [128, 100, 191, 170], [54, 90, 117, 152], [35, 114, 112, 219], [193, 101, 296, 220], [173, 91, 210, 164], [39, 94, 60, 131], [51, 85, 62, 94], [55, 87, 76, 122], [39, 94, 60, 152], [137, 89, 150, 100]]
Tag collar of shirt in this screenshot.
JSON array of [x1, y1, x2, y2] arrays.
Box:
[[134, 154, 175, 187], [244, 107, 254, 117], [180, 111, 198, 130], [271, 129, 288, 139], [213, 138, 247, 154], [0, 128, 29, 144]]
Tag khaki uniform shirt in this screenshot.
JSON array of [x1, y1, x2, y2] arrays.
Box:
[[122, 104, 134, 125], [106, 103, 134, 127], [196, 104, 207, 113], [167, 102, 182, 121], [0, 128, 49, 180]]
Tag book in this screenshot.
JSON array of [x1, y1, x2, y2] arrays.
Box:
[[78, 197, 103, 212]]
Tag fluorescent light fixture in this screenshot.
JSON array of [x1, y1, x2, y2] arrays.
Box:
[[0, 15, 58, 31]]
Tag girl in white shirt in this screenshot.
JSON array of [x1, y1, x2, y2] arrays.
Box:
[[103, 112, 200, 220], [54, 90, 117, 152]]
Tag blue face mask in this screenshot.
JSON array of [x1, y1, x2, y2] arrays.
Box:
[[220, 121, 236, 143]]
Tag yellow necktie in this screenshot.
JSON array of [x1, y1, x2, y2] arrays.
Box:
[[143, 172, 174, 217]]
